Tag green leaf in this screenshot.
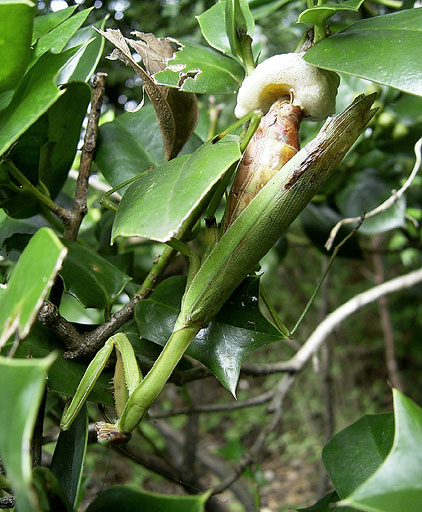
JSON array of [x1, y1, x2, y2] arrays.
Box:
[[0, 228, 66, 348], [32, 6, 76, 44], [112, 138, 241, 243], [95, 105, 164, 189], [322, 413, 395, 498], [8, 322, 114, 406], [51, 403, 88, 508], [300, 203, 361, 258], [335, 168, 406, 235], [298, 0, 364, 26], [340, 390, 422, 512], [135, 276, 284, 395], [0, 353, 56, 512], [60, 240, 131, 309], [0, 0, 34, 94], [0, 45, 86, 158], [95, 104, 203, 190], [154, 41, 244, 95], [1, 81, 90, 218], [29, 8, 92, 68], [86, 485, 210, 512], [196, 1, 232, 55], [304, 9, 422, 96], [64, 19, 106, 83]]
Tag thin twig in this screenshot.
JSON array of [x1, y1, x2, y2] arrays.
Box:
[[67, 170, 122, 200], [3, 159, 70, 222], [39, 245, 177, 358], [65, 73, 107, 241], [245, 267, 422, 375], [210, 267, 422, 495], [325, 137, 422, 251], [372, 236, 404, 391], [151, 389, 274, 418]]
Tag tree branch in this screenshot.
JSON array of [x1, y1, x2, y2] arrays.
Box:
[[151, 389, 274, 418], [245, 267, 422, 375], [65, 73, 107, 241]]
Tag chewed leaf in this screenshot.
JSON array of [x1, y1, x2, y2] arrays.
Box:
[[135, 276, 285, 395], [97, 29, 198, 160], [154, 41, 244, 95]]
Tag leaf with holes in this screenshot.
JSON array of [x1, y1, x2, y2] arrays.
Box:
[[154, 41, 244, 95]]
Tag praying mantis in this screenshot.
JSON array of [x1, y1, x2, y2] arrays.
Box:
[[60, 92, 377, 444]]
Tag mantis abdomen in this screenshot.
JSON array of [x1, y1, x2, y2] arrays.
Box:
[[225, 98, 303, 230]]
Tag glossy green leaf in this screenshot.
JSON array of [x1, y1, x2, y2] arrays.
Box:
[[29, 8, 92, 68], [112, 138, 241, 243], [298, 0, 364, 26], [95, 104, 203, 189], [322, 413, 394, 498], [86, 486, 210, 512], [8, 322, 114, 405], [51, 403, 88, 508], [0, 353, 56, 512], [95, 105, 164, 188], [304, 9, 422, 96], [300, 203, 361, 258], [32, 6, 76, 44], [0, 228, 66, 347], [63, 18, 106, 83], [1, 81, 90, 218], [154, 41, 244, 95], [135, 276, 284, 395], [340, 390, 422, 511], [0, 0, 34, 94], [60, 240, 131, 309], [335, 168, 406, 235], [0, 45, 86, 158], [196, 1, 232, 55]]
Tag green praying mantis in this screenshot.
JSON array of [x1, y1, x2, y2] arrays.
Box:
[[60, 93, 377, 444]]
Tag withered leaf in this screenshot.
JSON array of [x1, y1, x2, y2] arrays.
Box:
[[97, 28, 198, 161]]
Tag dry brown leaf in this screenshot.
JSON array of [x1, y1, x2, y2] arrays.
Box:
[[96, 28, 198, 161]]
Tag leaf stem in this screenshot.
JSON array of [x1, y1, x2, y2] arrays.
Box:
[[260, 285, 290, 337], [4, 159, 70, 222]]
